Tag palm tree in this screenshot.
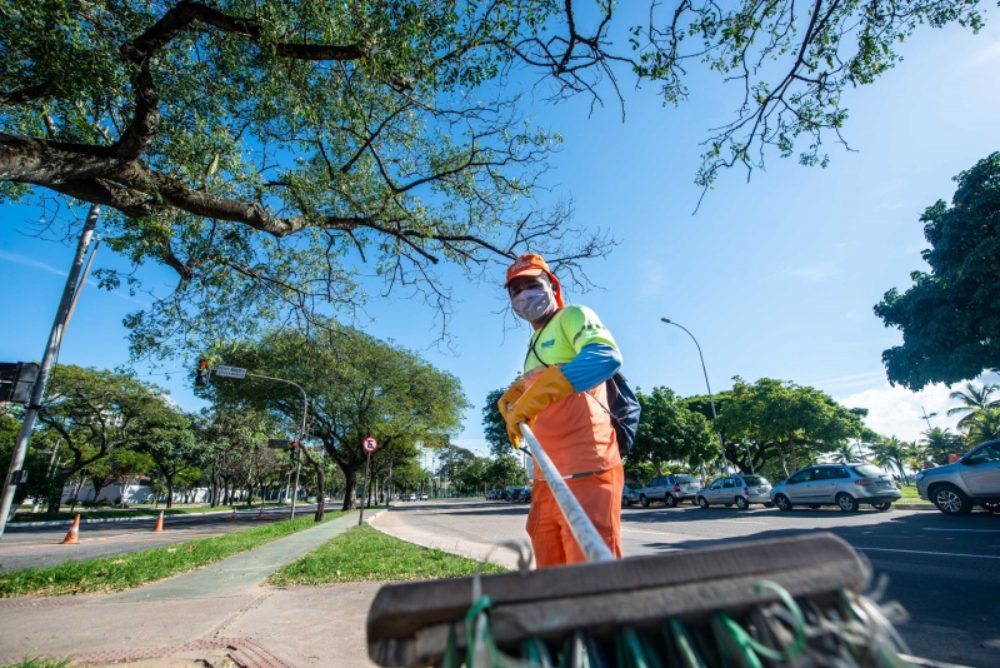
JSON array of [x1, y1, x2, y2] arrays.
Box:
[[871, 436, 914, 485], [922, 427, 964, 466], [947, 382, 1000, 429], [831, 442, 865, 464], [966, 407, 1000, 444]]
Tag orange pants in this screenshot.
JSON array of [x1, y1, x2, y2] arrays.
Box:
[[525, 464, 624, 568]]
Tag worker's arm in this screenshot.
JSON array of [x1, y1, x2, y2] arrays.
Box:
[[560, 343, 622, 392]]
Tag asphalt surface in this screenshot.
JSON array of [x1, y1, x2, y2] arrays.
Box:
[[379, 498, 1000, 667], [0, 504, 321, 571]]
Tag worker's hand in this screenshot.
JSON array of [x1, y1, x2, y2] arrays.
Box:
[[503, 366, 574, 448], [497, 381, 526, 448]]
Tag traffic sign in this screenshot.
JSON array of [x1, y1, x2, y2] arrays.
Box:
[[214, 364, 247, 379], [362, 436, 379, 453]]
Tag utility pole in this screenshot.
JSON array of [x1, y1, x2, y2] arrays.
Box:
[[0, 205, 100, 538], [660, 318, 753, 474], [920, 406, 937, 432]]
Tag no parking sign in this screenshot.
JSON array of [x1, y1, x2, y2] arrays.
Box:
[[362, 436, 379, 454]]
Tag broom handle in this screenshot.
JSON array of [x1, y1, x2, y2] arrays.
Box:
[[520, 423, 614, 562]]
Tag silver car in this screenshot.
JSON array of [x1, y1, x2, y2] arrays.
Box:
[[916, 439, 1000, 515], [697, 475, 773, 510], [622, 484, 640, 507], [771, 463, 900, 512]]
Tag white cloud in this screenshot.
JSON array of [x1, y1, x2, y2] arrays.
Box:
[[780, 263, 842, 283], [0, 250, 67, 277], [837, 382, 960, 442]]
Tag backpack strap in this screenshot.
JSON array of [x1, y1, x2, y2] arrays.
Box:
[[522, 308, 562, 370]]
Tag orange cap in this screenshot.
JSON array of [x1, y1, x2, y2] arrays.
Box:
[[504, 253, 564, 307]]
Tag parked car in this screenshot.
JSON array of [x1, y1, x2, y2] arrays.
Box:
[[500, 486, 519, 501], [622, 483, 640, 507], [419, 493, 429, 500], [916, 439, 1000, 515], [404, 492, 417, 501], [696, 475, 773, 509], [636, 474, 702, 507], [770, 463, 900, 512], [514, 486, 532, 503]]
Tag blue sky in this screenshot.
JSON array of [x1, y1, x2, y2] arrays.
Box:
[[2, 16, 999, 453]]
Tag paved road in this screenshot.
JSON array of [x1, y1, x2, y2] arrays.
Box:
[[376, 499, 1000, 667], [0, 505, 321, 571]]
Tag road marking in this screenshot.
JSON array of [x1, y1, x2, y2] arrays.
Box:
[[922, 527, 1000, 534], [857, 547, 1000, 560], [624, 527, 696, 538]]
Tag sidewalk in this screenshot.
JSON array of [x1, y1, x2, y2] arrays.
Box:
[[0, 511, 382, 667]]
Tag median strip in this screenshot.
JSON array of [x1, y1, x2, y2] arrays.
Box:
[[0, 512, 344, 598], [268, 524, 507, 586]]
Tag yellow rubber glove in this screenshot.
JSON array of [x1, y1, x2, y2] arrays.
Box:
[[497, 381, 526, 448], [504, 365, 575, 447]]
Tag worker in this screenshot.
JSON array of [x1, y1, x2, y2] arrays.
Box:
[[497, 253, 624, 567]]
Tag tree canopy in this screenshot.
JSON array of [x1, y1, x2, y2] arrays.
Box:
[[206, 323, 467, 510], [630, 387, 718, 474], [2, 1, 986, 356], [875, 152, 1000, 389], [713, 377, 868, 478]]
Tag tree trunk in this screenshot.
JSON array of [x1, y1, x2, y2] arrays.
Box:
[[47, 480, 63, 514], [70, 476, 85, 512], [165, 477, 174, 508], [341, 466, 358, 511], [91, 478, 107, 502], [778, 444, 789, 478]]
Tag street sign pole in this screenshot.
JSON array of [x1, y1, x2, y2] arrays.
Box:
[[358, 451, 372, 526], [358, 436, 379, 525], [290, 459, 302, 520]]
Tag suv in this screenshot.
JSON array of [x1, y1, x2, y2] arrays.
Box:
[[697, 475, 773, 510], [637, 474, 702, 507], [916, 439, 1000, 515], [770, 463, 900, 512]]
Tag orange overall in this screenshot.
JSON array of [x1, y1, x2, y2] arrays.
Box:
[[517, 306, 624, 567]]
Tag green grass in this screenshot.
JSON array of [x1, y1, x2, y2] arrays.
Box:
[[897, 485, 930, 503], [1, 659, 72, 668], [268, 523, 507, 586], [0, 512, 344, 598], [11, 502, 288, 523]]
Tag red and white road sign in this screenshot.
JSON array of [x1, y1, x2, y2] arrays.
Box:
[[362, 436, 379, 453]]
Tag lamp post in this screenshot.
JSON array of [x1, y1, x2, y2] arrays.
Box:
[[659, 318, 753, 474]]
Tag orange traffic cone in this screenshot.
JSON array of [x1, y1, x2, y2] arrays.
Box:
[[61, 514, 81, 545], [152, 511, 164, 533]]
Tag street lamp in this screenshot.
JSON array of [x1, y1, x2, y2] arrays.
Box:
[[659, 318, 753, 474]]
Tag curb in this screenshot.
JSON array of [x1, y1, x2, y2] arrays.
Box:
[[8, 505, 313, 528], [894, 503, 934, 511]]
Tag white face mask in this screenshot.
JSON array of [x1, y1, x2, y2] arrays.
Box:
[[511, 284, 555, 322]]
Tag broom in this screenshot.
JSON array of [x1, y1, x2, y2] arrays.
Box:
[[367, 424, 941, 668]]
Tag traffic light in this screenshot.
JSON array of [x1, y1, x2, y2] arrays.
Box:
[[195, 359, 211, 387], [0, 362, 39, 404]]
